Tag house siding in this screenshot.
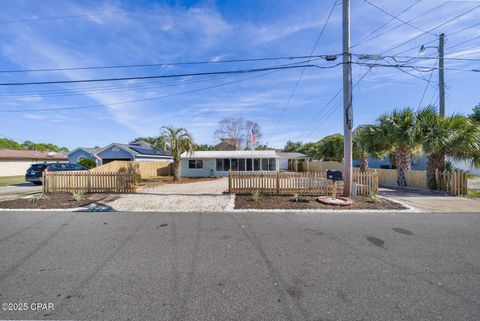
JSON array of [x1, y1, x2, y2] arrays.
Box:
[[69, 150, 96, 164], [181, 157, 279, 177]]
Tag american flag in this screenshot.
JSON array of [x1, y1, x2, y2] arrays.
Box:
[[250, 127, 257, 144]]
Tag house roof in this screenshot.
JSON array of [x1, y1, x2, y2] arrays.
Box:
[[276, 152, 310, 159], [181, 150, 279, 159], [96, 143, 172, 158], [68, 147, 100, 156], [0, 149, 68, 160]]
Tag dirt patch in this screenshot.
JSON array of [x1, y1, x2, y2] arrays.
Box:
[[234, 194, 406, 210], [138, 176, 220, 189], [0, 193, 116, 209]]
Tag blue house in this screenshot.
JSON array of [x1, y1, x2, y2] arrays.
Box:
[[68, 141, 173, 166], [68, 147, 101, 166], [352, 155, 427, 171], [95, 141, 172, 165]]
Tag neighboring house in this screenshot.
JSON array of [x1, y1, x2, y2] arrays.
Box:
[[180, 150, 309, 177], [68, 147, 101, 166], [214, 137, 238, 150], [95, 141, 172, 165], [0, 149, 67, 177]]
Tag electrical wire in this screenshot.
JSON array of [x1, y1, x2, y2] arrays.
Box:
[[269, 0, 339, 140], [362, 0, 435, 36], [417, 59, 438, 108]]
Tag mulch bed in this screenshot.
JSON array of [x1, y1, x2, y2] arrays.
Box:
[[235, 194, 406, 210], [0, 193, 116, 209]]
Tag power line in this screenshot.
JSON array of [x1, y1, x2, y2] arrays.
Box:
[[362, 0, 435, 36], [0, 54, 338, 73], [353, 0, 421, 48], [0, 63, 339, 86], [269, 0, 339, 140], [352, 1, 450, 49], [418, 59, 438, 108], [381, 4, 480, 55]]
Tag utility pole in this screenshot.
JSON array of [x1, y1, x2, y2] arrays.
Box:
[[342, 0, 353, 196], [439, 33, 445, 117]]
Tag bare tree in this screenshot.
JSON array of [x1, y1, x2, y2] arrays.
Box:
[[214, 117, 245, 149], [214, 118, 264, 149]]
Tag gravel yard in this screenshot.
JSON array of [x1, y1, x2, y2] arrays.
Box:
[[108, 177, 232, 212]]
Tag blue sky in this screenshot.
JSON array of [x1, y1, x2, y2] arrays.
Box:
[[0, 0, 478, 150]]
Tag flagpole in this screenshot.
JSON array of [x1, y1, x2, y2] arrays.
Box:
[[251, 125, 254, 172]]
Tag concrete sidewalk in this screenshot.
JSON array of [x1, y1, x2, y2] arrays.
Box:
[[380, 187, 480, 213], [0, 183, 41, 201]]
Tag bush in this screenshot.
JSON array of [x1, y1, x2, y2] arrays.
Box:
[[78, 158, 96, 169], [251, 191, 261, 202], [72, 192, 84, 202]]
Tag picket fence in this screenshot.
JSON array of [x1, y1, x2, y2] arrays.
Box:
[[228, 171, 378, 195], [43, 171, 136, 193]]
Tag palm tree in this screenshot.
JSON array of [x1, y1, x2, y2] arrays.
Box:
[[417, 106, 480, 188], [371, 108, 423, 186], [353, 125, 388, 172], [155, 126, 194, 181]]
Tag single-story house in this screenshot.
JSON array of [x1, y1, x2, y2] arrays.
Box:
[[68, 147, 101, 166], [0, 149, 67, 177], [180, 150, 309, 177], [95, 141, 173, 165]]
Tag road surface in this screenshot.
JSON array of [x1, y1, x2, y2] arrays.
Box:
[[0, 211, 479, 321]]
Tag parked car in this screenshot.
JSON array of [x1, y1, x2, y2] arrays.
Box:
[[25, 162, 87, 185]]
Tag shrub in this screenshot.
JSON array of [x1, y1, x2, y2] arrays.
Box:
[[292, 193, 300, 202], [31, 193, 49, 202], [72, 192, 84, 202], [77, 158, 96, 169], [251, 191, 261, 202], [366, 193, 381, 203]]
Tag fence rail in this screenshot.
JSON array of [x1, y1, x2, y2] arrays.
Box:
[[228, 171, 378, 195], [43, 171, 136, 193]]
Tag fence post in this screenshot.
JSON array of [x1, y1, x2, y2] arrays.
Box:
[[228, 171, 232, 193], [42, 172, 46, 193], [276, 172, 280, 194]]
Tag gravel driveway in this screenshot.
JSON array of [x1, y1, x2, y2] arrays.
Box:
[[108, 178, 232, 212]]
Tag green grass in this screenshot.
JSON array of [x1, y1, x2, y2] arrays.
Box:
[[467, 189, 480, 198], [0, 175, 27, 187]]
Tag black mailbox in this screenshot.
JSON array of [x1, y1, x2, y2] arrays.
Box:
[[326, 170, 343, 181]]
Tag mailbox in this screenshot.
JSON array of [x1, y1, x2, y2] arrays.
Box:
[[326, 170, 343, 181]]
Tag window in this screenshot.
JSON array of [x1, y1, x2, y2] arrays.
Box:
[[216, 159, 223, 171], [254, 158, 260, 171], [223, 159, 230, 171], [239, 159, 246, 171], [246, 159, 252, 171], [268, 158, 276, 171], [261, 159, 268, 171], [231, 159, 238, 171], [188, 160, 203, 169]]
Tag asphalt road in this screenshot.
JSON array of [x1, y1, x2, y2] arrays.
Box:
[[0, 211, 479, 321]]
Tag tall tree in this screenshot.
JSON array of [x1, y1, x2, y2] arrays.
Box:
[[353, 125, 389, 172], [372, 108, 423, 186], [317, 134, 344, 162], [417, 106, 480, 188], [283, 140, 303, 152], [155, 126, 194, 181], [214, 117, 244, 149], [469, 103, 480, 123]]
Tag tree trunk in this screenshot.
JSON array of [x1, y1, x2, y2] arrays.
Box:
[[395, 147, 411, 186], [427, 152, 445, 189], [359, 152, 369, 172], [173, 158, 181, 181]]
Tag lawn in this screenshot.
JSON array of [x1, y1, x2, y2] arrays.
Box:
[[467, 189, 480, 198], [0, 175, 27, 187]]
